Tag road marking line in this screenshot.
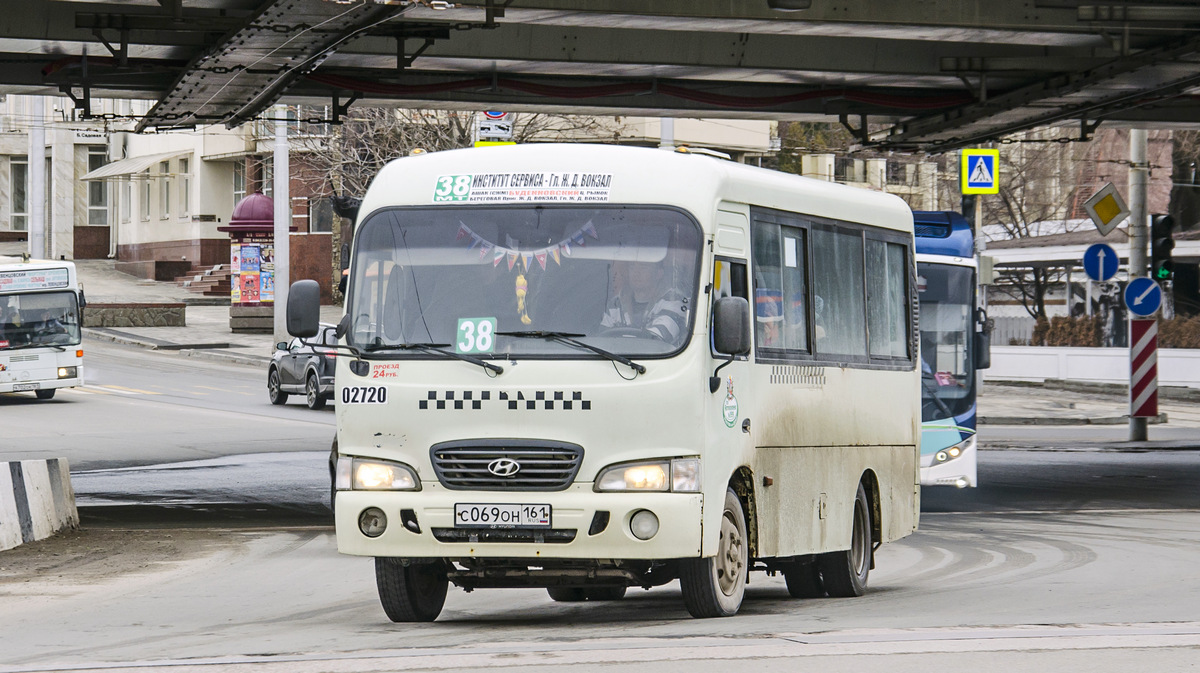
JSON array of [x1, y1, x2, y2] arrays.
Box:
[[96, 384, 161, 395]]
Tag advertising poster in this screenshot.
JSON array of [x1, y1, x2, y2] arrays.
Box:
[[240, 272, 261, 303], [261, 264, 275, 303], [241, 245, 261, 272]]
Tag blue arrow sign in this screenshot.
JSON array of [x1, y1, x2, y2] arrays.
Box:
[[1082, 243, 1119, 282], [1124, 277, 1162, 317]]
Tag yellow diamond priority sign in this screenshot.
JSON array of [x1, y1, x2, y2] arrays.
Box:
[[1083, 182, 1129, 237], [961, 149, 999, 194]]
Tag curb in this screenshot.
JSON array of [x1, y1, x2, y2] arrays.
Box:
[[979, 412, 1168, 426], [1, 459, 78, 552], [177, 348, 270, 367]]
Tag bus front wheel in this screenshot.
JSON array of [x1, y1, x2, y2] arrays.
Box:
[[679, 488, 747, 618], [375, 558, 448, 622], [35, 389, 56, 400], [818, 483, 872, 597]]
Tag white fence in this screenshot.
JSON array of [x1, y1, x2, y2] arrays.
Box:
[[986, 346, 1200, 389]]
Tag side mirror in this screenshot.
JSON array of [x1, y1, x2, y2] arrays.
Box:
[[77, 289, 86, 310], [713, 296, 751, 355], [287, 279, 321, 338], [974, 308, 991, 370], [335, 313, 351, 340], [276, 341, 289, 351], [975, 331, 991, 370]]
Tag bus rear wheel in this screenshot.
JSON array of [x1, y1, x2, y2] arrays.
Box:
[[782, 561, 824, 598], [35, 389, 56, 400], [679, 488, 747, 618], [818, 483, 872, 598], [375, 558, 448, 622]]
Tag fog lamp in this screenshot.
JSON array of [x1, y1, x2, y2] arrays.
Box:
[[359, 507, 387, 537], [630, 510, 660, 540]]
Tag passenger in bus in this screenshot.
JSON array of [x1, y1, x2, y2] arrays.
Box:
[[601, 261, 688, 343]]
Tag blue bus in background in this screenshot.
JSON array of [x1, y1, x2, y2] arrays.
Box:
[[914, 211, 990, 488]]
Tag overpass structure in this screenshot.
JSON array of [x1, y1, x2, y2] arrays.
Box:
[[5, 1, 1200, 151]]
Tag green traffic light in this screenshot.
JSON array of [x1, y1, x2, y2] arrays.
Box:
[[1155, 266, 1171, 280]]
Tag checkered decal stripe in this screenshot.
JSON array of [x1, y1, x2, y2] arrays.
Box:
[[418, 390, 591, 411], [769, 365, 826, 386]]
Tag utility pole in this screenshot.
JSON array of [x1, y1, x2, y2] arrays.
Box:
[[1128, 129, 1149, 441], [29, 96, 46, 260], [273, 104, 291, 342]]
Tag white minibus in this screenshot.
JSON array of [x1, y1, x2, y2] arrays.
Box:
[[287, 143, 920, 620]]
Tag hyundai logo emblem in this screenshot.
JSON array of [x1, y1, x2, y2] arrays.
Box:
[[487, 458, 521, 477]]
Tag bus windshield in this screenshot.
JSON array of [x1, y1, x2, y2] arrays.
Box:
[[0, 291, 82, 350], [348, 206, 703, 358], [917, 262, 974, 421]]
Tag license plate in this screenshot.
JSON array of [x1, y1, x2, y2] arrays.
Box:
[[454, 503, 551, 528], [13, 383, 40, 391]]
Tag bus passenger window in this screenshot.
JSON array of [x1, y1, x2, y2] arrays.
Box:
[[812, 227, 867, 358], [866, 240, 909, 358]]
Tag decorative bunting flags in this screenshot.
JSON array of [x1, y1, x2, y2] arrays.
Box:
[[454, 220, 599, 273]]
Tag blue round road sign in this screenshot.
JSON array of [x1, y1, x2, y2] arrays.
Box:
[[482, 111, 508, 120], [1082, 243, 1119, 282], [1124, 277, 1162, 317]]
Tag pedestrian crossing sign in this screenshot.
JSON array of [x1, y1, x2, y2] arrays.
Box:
[[961, 149, 1000, 194]]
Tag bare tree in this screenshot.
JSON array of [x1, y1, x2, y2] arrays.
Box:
[[292, 108, 620, 199]]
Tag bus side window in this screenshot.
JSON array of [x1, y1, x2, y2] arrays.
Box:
[[712, 259, 748, 302]]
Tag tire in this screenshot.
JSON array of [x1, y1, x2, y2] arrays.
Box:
[[35, 389, 56, 400], [782, 561, 824, 598], [817, 483, 872, 598], [375, 558, 449, 622], [585, 586, 627, 601], [306, 373, 327, 410], [679, 488, 748, 618], [267, 368, 288, 405], [547, 587, 588, 602]]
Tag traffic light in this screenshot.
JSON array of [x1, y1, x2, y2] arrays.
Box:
[[1151, 214, 1176, 281]]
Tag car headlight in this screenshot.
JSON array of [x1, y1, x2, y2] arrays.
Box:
[[335, 456, 420, 491], [595, 458, 701, 493], [57, 366, 77, 379]]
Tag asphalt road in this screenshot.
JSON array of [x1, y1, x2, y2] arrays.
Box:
[[4, 339, 1200, 672]]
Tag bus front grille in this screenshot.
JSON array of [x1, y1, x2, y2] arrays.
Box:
[[430, 440, 583, 491], [432, 528, 577, 544]]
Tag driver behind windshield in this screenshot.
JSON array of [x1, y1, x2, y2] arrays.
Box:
[[600, 260, 688, 343]]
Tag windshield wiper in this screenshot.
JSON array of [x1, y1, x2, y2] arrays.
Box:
[[2, 342, 66, 352], [364, 341, 503, 375], [497, 330, 645, 375]]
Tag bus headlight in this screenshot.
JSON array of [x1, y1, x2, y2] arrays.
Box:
[[335, 456, 421, 491], [933, 441, 968, 464], [57, 366, 77, 379], [595, 458, 701, 493]]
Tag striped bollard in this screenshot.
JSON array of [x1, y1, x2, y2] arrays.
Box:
[[1130, 318, 1158, 418]]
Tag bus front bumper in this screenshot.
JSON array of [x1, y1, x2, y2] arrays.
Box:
[[920, 434, 978, 488], [334, 487, 704, 561], [0, 376, 81, 394]]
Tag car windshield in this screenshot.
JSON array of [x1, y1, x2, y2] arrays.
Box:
[[347, 206, 703, 358], [917, 262, 974, 421], [0, 291, 81, 350]]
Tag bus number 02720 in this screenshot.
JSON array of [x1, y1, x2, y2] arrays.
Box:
[[341, 386, 387, 404]]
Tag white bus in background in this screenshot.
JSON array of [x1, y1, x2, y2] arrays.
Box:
[[0, 257, 85, 400], [286, 143, 921, 621]]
